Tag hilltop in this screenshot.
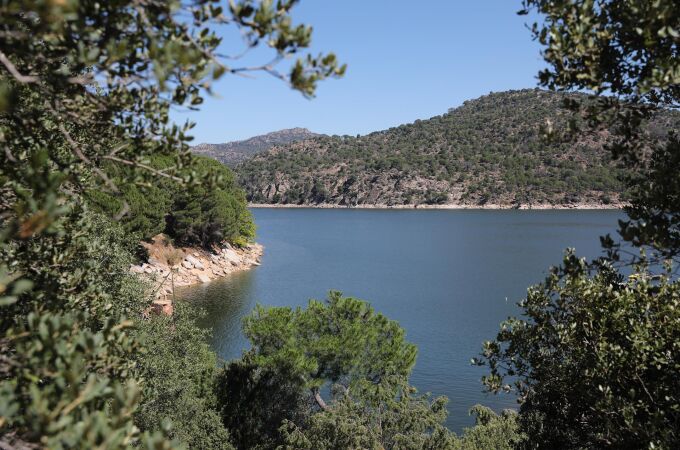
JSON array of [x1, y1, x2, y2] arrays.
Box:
[[235, 89, 675, 208], [191, 127, 321, 167]]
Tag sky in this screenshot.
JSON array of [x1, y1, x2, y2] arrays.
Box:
[[175, 0, 546, 144]]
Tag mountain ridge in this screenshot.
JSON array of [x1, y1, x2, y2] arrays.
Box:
[[191, 127, 321, 166], [234, 89, 677, 208]]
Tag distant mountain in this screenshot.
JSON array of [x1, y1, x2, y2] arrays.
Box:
[[235, 89, 677, 208], [191, 128, 321, 167]]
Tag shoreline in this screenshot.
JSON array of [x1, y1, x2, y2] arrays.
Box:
[[248, 202, 625, 210], [131, 234, 263, 315]]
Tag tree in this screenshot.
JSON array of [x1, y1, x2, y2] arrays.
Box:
[[453, 406, 523, 450], [478, 252, 680, 448], [242, 291, 417, 410], [215, 354, 311, 450], [520, 0, 680, 263], [165, 156, 255, 248], [0, 1, 343, 447], [86, 182, 171, 242], [223, 292, 461, 449], [134, 302, 234, 450], [232, 292, 522, 450], [477, 2, 680, 448]]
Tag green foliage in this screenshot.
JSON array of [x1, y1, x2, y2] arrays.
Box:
[[477, 252, 680, 448], [216, 354, 310, 450], [86, 183, 171, 242], [165, 157, 255, 248], [477, 4, 680, 449], [278, 381, 455, 450], [223, 292, 460, 450], [0, 209, 170, 448], [453, 406, 523, 450], [0, 1, 342, 447], [230, 293, 521, 450], [243, 291, 417, 401], [615, 133, 680, 263], [521, 0, 680, 264], [134, 303, 234, 450], [86, 154, 255, 248], [520, 0, 679, 99]]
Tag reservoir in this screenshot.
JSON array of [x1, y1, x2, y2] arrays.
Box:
[[180, 208, 622, 432]]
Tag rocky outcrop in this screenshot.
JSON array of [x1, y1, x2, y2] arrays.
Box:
[[131, 234, 263, 315]]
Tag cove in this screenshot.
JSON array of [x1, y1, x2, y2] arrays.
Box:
[[179, 208, 623, 432]]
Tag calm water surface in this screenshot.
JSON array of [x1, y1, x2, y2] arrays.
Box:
[[180, 208, 622, 432]]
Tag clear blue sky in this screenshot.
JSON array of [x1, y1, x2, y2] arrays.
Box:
[[176, 0, 545, 144]]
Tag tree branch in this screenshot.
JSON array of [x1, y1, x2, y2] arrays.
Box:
[[0, 50, 38, 83], [57, 123, 121, 194], [101, 155, 184, 183]]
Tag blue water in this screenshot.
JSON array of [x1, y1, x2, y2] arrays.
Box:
[[180, 208, 622, 432]]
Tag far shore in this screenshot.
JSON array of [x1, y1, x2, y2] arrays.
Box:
[[248, 202, 625, 210]]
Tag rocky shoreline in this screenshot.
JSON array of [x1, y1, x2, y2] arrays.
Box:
[[130, 234, 263, 315], [249, 202, 625, 210]]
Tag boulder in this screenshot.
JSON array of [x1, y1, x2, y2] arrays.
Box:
[[223, 249, 240, 264], [198, 273, 211, 283], [185, 255, 204, 269], [182, 260, 193, 269], [151, 299, 173, 316]]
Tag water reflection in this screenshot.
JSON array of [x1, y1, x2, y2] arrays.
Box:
[[177, 269, 256, 359]]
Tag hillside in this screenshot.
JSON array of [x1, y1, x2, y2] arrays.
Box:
[[192, 127, 321, 166], [235, 89, 674, 208]]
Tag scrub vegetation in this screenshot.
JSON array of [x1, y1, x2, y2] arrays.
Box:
[[1, 1, 678, 449]]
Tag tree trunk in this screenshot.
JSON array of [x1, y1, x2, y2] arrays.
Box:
[[311, 388, 328, 410]]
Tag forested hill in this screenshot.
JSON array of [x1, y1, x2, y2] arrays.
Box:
[[192, 127, 321, 166], [235, 89, 673, 207]]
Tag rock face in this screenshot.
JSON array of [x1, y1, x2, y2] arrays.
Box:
[[131, 234, 264, 316]]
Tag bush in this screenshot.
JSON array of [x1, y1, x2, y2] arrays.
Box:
[[0, 209, 167, 448], [478, 251, 680, 448], [454, 406, 523, 450], [134, 302, 234, 450]]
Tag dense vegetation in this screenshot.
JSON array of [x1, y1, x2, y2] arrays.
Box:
[[0, 0, 344, 448], [237, 89, 676, 207], [2, 0, 679, 449], [479, 252, 680, 448], [192, 128, 320, 167], [475, 1, 680, 448], [86, 155, 254, 248]]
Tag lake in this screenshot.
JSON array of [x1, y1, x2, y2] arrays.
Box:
[[179, 208, 623, 432]]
